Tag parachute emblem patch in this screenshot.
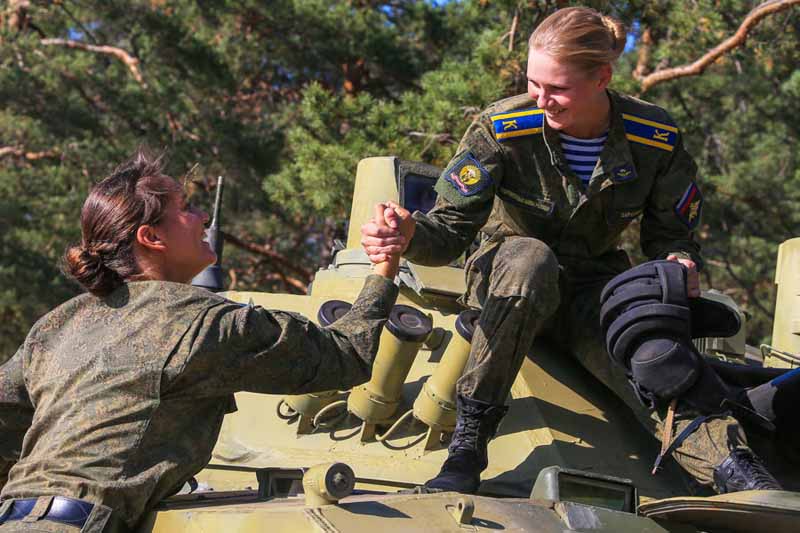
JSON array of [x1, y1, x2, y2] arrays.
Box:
[[613, 164, 637, 182], [444, 153, 492, 197], [491, 108, 544, 142], [674, 182, 703, 229]]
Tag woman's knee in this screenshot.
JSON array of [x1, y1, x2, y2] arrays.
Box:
[[490, 237, 560, 303]]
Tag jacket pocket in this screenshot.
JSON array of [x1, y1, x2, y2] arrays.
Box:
[[497, 186, 555, 219], [605, 181, 648, 226]]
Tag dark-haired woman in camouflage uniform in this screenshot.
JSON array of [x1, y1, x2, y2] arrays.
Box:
[[0, 150, 413, 532]]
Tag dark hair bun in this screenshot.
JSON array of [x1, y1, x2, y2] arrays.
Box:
[[64, 244, 123, 297]]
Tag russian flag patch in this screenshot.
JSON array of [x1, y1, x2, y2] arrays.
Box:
[[674, 182, 703, 230]]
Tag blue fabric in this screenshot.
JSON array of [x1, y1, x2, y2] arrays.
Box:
[[490, 108, 544, 142], [559, 132, 607, 186], [622, 113, 678, 151], [0, 496, 93, 527]]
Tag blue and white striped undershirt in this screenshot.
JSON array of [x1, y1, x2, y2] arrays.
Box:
[[559, 132, 608, 186]]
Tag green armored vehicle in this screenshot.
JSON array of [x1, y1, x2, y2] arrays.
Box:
[[140, 157, 800, 532]]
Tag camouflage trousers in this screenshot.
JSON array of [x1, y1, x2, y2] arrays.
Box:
[[456, 235, 753, 489]]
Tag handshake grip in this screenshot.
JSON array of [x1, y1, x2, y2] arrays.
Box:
[[363, 201, 415, 279]]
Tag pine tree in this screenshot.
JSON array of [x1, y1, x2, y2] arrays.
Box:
[[1, 0, 798, 358]]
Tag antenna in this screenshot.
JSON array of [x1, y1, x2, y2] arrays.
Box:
[[210, 175, 223, 229], [192, 176, 225, 291]]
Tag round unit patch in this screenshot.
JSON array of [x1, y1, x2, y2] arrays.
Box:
[[443, 152, 492, 197]]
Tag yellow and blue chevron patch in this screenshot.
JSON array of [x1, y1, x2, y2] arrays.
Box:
[[622, 113, 678, 152], [491, 108, 544, 142]]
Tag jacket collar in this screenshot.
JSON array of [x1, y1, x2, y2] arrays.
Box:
[[541, 90, 638, 191], [596, 90, 638, 188]]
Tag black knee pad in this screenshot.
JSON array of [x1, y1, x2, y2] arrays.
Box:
[[601, 260, 741, 341], [630, 338, 700, 400], [600, 260, 741, 407]]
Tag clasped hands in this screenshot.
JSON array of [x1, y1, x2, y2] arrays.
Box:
[[358, 201, 700, 296], [360, 201, 416, 279]]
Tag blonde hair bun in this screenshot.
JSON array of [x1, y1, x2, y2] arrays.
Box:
[[601, 15, 627, 58], [529, 7, 628, 71]]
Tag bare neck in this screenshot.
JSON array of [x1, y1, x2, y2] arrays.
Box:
[[563, 92, 611, 139]]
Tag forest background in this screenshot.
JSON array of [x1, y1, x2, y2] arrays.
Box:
[[1, 0, 798, 360]]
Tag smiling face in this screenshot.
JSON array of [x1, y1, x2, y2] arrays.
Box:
[[154, 185, 216, 283], [526, 49, 612, 138]]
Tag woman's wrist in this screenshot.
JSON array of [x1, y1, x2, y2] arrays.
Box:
[[374, 256, 400, 279]]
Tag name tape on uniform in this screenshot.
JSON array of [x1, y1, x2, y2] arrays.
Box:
[[497, 187, 555, 217]]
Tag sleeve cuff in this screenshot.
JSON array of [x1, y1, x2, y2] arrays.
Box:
[[656, 251, 704, 271], [402, 211, 429, 262], [352, 274, 399, 318]]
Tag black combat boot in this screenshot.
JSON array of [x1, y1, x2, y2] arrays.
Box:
[[422, 394, 509, 494], [713, 448, 782, 493]]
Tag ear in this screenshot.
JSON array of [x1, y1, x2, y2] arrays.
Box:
[[136, 224, 167, 252], [596, 64, 613, 90]]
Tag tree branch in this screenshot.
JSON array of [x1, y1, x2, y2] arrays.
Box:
[[0, 146, 60, 161], [223, 232, 313, 284], [640, 0, 800, 92], [632, 26, 653, 80], [408, 130, 456, 157], [508, 8, 519, 52], [407, 131, 456, 144], [6, 0, 45, 38], [40, 38, 147, 88], [718, 252, 775, 320], [261, 272, 308, 293]]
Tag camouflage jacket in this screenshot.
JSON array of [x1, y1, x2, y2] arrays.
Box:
[[405, 90, 703, 275], [0, 275, 397, 528]]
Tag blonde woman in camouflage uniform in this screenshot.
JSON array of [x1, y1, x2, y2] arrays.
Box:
[[0, 150, 413, 532], [362, 7, 779, 495]]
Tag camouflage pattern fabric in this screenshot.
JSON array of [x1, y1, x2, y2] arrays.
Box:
[[457, 236, 561, 403], [456, 234, 741, 487], [402, 91, 746, 489], [404, 90, 702, 270], [0, 275, 397, 530], [547, 275, 746, 488]]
